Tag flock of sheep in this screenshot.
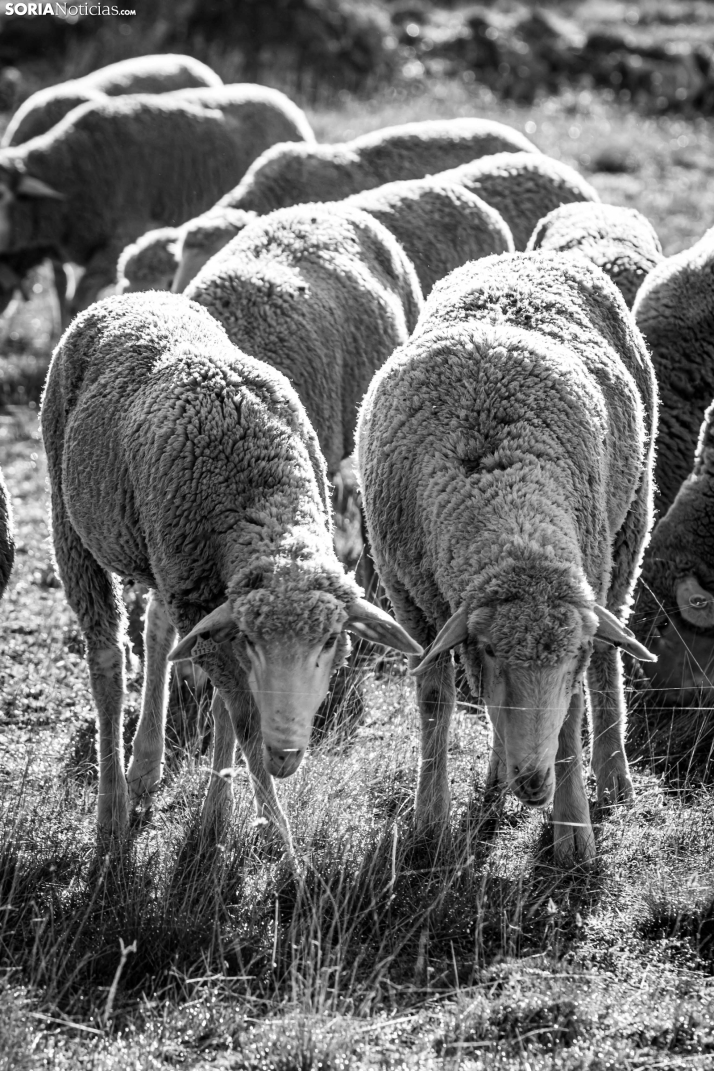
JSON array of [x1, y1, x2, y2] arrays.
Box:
[[0, 52, 713, 870]]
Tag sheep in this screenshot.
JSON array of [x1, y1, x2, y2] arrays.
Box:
[[632, 225, 714, 517], [437, 151, 600, 251], [356, 252, 658, 865], [340, 178, 515, 295], [41, 291, 420, 849], [116, 228, 181, 294], [0, 467, 14, 602], [635, 400, 714, 707], [1, 54, 223, 147], [0, 83, 314, 321], [527, 202, 663, 308], [171, 117, 539, 289], [184, 203, 423, 479]]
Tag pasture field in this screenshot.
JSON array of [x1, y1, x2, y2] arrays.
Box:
[[2, 80, 714, 1070]]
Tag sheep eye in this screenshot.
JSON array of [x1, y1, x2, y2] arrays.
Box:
[[483, 643, 496, 657], [654, 618, 669, 635], [323, 634, 338, 651]]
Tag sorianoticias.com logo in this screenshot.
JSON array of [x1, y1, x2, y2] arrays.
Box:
[[3, 3, 136, 13]]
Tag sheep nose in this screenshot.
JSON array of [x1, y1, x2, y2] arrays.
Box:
[[262, 743, 305, 779], [513, 766, 552, 808]]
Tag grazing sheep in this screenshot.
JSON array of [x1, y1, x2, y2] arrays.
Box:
[[633, 225, 714, 516], [1, 54, 223, 147], [117, 228, 181, 294], [636, 400, 714, 707], [528, 202, 663, 308], [41, 292, 420, 848], [0, 467, 14, 601], [356, 252, 658, 864], [437, 151, 600, 251], [0, 83, 314, 320], [185, 203, 423, 477], [341, 178, 515, 295], [172, 117, 539, 289]]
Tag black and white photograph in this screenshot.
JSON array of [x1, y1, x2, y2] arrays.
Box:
[[1, 1, 714, 1067]]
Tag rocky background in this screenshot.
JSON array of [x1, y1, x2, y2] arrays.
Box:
[[0, 0, 713, 113]]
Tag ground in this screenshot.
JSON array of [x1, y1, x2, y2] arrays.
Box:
[[2, 75, 714, 1071]]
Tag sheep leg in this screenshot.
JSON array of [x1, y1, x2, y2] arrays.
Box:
[[553, 684, 594, 865], [588, 645, 633, 805], [69, 244, 122, 317], [49, 491, 129, 843], [484, 741, 506, 803], [590, 457, 654, 805], [126, 591, 176, 808], [49, 256, 68, 335], [414, 650, 455, 831], [200, 689, 236, 836]]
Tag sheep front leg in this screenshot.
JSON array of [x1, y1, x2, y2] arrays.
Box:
[[553, 683, 594, 865], [588, 644, 634, 806], [414, 650, 455, 831], [47, 486, 129, 844], [127, 592, 176, 808], [200, 690, 236, 836]]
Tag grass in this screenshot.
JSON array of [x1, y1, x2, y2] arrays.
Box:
[[4, 71, 714, 1069]]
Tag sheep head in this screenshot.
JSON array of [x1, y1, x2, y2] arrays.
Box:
[[637, 574, 714, 706], [172, 208, 258, 293], [413, 581, 655, 810], [0, 165, 63, 253], [169, 586, 421, 779]]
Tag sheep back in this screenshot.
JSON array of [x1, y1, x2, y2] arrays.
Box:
[[528, 202, 663, 308], [439, 152, 600, 251], [357, 252, 656, 626], [1, 54, 222, 147], [41, 291, 331, 610], [633, 226, 714, 515], [344, 178, 515, 294], [185, 203, 423, 472], [0, 89, 309, 266], [220, 117, 540, 216]]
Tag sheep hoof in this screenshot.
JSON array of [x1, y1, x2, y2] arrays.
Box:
[[126, 759, 163, 803], [200, 789, 233, 843], [553, 819, 596, 868], [594, 759, 634, 809]]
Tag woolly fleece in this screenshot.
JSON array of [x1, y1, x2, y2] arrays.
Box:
[[437, 151, 600, 251], [176, 117, 539, 263], [2, 54, 223, 146], [0, 83, 314, 312], [633, 225, 714, 515], [356, 252, 657, 670], [41, 291, 361, 648], [117, 227, 181, 293], [185, 203, 423, 474], [342, 178, 514, 295], [528, 202, 663, 309]]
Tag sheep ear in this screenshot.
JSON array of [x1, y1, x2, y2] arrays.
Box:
[[168, 601, 236, 661], [675, 576, 714, 628], [411, 605, 468, 677], [17, 174, 64, 199], [593, 603, 657, 662], [344, 598, 423, 655]]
